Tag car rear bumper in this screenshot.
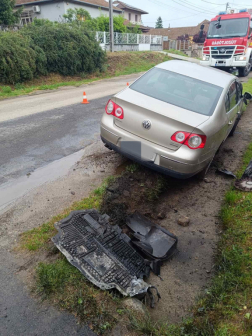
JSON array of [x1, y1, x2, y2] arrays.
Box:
[[101, 118, 211, 179]]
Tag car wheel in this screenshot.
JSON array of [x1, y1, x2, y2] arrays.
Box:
[[229, 116, 240, 137]]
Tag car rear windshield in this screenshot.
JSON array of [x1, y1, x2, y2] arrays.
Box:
[[130, 68, 223, 116]]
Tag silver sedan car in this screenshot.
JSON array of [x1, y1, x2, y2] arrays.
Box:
[[100, 60, 244, 179]]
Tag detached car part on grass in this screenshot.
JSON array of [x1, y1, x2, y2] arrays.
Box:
[[235, 159, 252, 191], [126, 212, 178, 276], [52, 210, 152, 297]]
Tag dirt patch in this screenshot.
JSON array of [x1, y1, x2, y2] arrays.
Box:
[[100, 104, 252, 323]]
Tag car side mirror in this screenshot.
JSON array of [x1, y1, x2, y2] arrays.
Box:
[[244, 92, 252, 100], [244, 92, 252, 105]]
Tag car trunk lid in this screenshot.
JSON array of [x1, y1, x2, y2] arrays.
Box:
[[114, 89, 209, 151]]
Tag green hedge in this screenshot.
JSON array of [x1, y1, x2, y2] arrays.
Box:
[[0, 21, 106, 84], [0, 32, 47, 84]]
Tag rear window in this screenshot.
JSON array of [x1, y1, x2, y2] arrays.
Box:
[[130, 67, 223, 116]]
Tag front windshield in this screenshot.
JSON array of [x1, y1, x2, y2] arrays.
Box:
[[207, 18, 249, 38]]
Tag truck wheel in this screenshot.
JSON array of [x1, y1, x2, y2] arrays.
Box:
[[239, 62, 251, 77]]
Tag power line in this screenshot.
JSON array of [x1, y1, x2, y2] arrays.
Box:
[[171, 0, 218, 14], [201, 0, 226, 4], [147, 0, 219, 16]]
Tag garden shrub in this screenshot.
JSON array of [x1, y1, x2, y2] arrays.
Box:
[[0, 21, 106, 84], [23, 22, 106, 76], [0, 32, 36, 83]]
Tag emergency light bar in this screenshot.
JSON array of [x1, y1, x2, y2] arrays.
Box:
[[218, 8, 248, 15]]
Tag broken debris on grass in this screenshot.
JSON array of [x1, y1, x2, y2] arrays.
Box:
[[52, 209, 177, 305], [235, 159, 252, 191], [52, 209, 151, 297], [126, 212, 178, 276], [216, 168, 237, 179]]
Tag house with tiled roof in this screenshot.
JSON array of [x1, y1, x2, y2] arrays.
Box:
[[15, 0, 122, 25], [113, 1, 148, 25], [113, 1, 151, 33], [147, 20, 210, 41]]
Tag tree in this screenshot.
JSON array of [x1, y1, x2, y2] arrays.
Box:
[[0, 0, 23, 25], [63, 8, 92, 23], [193, 31, 207, 43], [155, 16, 163, 29]]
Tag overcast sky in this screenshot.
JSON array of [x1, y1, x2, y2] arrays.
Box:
[[118, 0, 252, 28]]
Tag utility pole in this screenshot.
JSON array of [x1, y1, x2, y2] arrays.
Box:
[[109, 0, 114, 52]]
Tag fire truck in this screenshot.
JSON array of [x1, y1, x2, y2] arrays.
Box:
[[200, 8, 252, 77]]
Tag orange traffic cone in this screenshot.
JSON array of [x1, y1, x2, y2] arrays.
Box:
[[81, 92, 90, 104], [127, 82, 129, 86]]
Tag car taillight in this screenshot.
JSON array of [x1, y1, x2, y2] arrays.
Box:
[[203, 47, 210, 55], [171, 131, 206, 149], [105, 99, 124, 119]]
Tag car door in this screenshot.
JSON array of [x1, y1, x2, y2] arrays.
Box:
[[225, 81, 238, 137]]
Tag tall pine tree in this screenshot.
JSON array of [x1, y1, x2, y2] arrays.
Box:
[[0, 0, 22, 25], [155, 16, 163, 29]]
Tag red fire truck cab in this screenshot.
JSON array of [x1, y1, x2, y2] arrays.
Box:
[[201, 8, 252, 77]]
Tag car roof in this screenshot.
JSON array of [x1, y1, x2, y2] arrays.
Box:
[[156, 60, 235, 88]]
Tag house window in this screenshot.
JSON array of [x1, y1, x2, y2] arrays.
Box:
[[20, 10, 33, 25], [135, 15, 138, 22], [21, 17, 33, 25], [129, 13, 131, 21]]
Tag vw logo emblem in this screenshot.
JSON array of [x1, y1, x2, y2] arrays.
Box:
[[142, 120, 151, 130], [220, 48, 226, 53]]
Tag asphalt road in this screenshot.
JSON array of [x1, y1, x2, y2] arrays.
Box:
[[0, 96, 109, 185], [0, 97, 111, 336]]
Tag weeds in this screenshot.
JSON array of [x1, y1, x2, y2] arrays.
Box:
[[146, 176, 168, 201], [126, 163, 139, 173]]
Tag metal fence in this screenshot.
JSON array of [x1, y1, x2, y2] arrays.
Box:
[[96, 31, 162, 45]]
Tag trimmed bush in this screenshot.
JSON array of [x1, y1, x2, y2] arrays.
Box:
[[23, 22, 106, 76], [0, 31, 47, 84], [0, 21, 106, 84]]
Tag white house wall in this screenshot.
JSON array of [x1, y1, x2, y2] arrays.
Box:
[[33, 2, 66, 21], [64, 2, 121, 18], [32, 1, 121, 22]]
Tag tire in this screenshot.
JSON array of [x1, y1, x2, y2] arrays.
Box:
[[238, 60, 251, 77], [229, 116, 240, 137]]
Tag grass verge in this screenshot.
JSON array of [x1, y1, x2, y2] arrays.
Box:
[[0, 51, 170, 100], [34, 256, 123, 335]]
